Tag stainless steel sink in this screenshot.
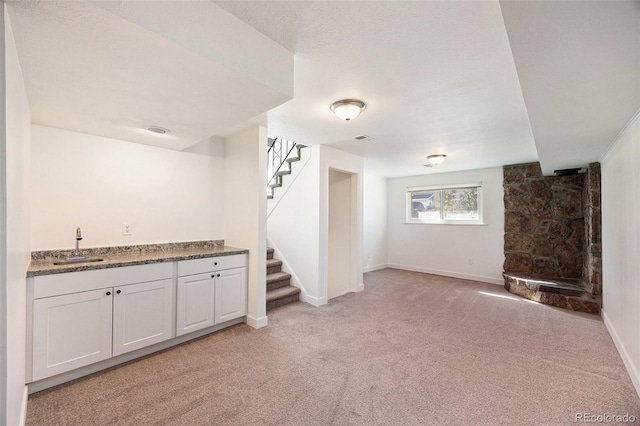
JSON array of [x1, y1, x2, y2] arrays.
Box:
[[53, 257, 104, 265]]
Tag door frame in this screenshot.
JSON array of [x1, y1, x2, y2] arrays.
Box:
[[318, 158, 364, 304]]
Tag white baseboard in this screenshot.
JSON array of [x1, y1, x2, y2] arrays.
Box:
[[245, 315, 268, 329], [356, 283, 365, 292], [301, 293, 326, 307], [386, 263, 504, 286], [602, 309, 640, 399], [363, 264, 388, 273]]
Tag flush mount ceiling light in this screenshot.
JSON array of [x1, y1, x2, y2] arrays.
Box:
[[330, 99, 366, 121], [426, 154, 447, 165], [147, 126, 169, 135]]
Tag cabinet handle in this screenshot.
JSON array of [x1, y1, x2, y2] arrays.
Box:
[[116, 290, 122, 294], [106, 291, 111, 296], [211, 274, 215, 278], [217, 274, 220, 277], [214, 262, 218, 266]]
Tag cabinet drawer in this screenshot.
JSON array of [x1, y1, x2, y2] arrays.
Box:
[[33, 262, 173, 299], [177, 254, 246, 277]]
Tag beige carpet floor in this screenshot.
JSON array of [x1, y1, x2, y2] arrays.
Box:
[[26, 269, 640, 425]]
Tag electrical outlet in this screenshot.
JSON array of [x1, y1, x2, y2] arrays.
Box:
[[122, 223, 132, 236], [467, 258, 473, 265]]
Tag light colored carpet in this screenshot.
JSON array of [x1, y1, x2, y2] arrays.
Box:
[[26, 269, 640, 425]]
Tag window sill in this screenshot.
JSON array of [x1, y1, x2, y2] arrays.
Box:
[[404, 221, 487, 226]]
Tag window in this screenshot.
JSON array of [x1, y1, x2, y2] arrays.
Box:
[[406, 183, 482, 224]]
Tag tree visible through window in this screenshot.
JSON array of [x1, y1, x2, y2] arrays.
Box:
[[407, 184, 481, 223]]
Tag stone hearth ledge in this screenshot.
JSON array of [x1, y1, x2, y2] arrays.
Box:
[[27, 240, 248, 277], [503, 273, 601, 315]]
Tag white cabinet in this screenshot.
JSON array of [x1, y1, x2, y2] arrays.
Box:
[[29, 254, 246, 384], [30, 263, 174, 381], [176, 254, 247, 337], [215, 268, 247, 324], [112, 279, 173, 357], [176, 273, 216, 336], [32, 288, 113, 381]]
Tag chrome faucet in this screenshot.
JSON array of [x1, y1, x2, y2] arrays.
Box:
[[69, 227, 87, 260]]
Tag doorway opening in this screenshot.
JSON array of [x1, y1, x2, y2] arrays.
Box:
[[328, 169, 355, 300]]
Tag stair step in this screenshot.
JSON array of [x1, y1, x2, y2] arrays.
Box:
[[267, 271, 290, 283], [266, 247, 274, 260], [266, 285, 300, 301], [266, 285, 300, 310], [267, 271, 290, 291], [276, 169, 291, 176], [286, 156, 301, 163], [269, 182, 282, 188], [267, 258, 282, 274], [267, 259, 282, 268]]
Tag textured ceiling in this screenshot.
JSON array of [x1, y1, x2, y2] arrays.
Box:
[[6, 1, 639, 177], [7, 1, 293, 151], [216, 0, 539, 177], [500, 0, 640, 175]]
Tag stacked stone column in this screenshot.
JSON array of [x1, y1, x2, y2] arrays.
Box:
[[583, 163, 602, 295], [503, 162, 602, 297]]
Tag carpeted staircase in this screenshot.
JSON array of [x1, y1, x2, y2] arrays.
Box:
[[266, 247, 300, 310]]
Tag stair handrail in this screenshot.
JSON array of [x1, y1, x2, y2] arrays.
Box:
[[267, 137, 298, 197]]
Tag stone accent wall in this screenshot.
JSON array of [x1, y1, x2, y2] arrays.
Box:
[[583, 163, 602, 295], [503, 162, 585, 280]]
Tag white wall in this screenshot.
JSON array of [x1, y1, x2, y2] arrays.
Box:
[[363, 173, 388, 272], [2, 5, 31, 424], [223, 126, 267, 329], [1, 8, 7, 422], [30, 125, 224, 250], [387, 166, 504, 285], [267, 144, 321, 304], [267, 144, 364, 306], [601, 108, 640, 398]]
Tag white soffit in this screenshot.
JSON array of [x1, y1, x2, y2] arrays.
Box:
[[500, 1, 640, 176], [216, 1, 538, 177], [7, 1, 293, 151]]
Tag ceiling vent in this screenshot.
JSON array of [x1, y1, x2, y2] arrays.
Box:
[[353, 134, 373, 141]]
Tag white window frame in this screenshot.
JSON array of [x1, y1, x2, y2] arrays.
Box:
[[406, 182, 484, 225]]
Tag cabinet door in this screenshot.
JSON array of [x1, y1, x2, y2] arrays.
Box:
[[215, 267, 247, 324], [112, 279, 174, 356], [176, 273, 215, 336], [32, 288, 113, 381]]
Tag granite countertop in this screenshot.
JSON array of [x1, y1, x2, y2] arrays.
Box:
[[27, 240, 248, 277]]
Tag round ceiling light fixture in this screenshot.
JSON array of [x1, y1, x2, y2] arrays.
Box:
[[147, 126, 169, 135], [426, 154, 447, 165], [330, 99, 366, 121]]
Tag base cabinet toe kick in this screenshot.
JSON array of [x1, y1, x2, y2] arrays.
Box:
[[26, 254, 247, 391]]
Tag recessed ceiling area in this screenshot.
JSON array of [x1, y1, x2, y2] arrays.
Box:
[[500, 0, 640, 176], [6, 1, 639, 176], [216, 0, 539, 177], [7, 0, 293, 151], [216, 0, 640, 177]]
